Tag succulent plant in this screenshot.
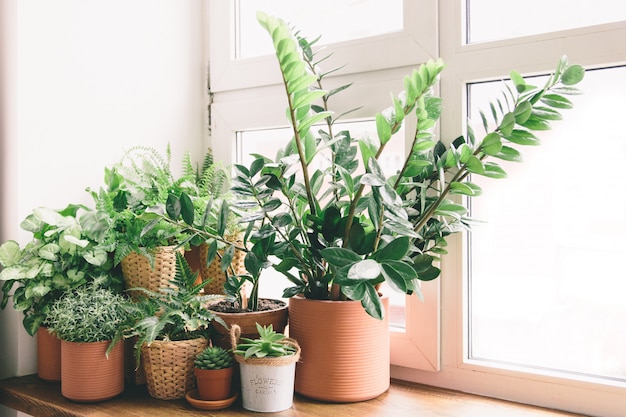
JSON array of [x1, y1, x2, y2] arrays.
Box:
[[194, 346, 234, 370], [233, 323, 297, 359]]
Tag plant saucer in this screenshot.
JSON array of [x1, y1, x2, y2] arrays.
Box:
[[185, 389, 238, 410]]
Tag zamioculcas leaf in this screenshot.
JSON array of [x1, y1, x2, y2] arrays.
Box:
[[180, 193, 194, 225], [166, 194, 181, 220], [376, 113, 392, 145], [541, 94, 573, 109], [374, 236, 410, 261], [481, 132, 503, 156], [561, 64, 585, 85]]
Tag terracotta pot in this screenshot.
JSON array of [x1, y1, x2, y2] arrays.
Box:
[[37, 326, 61, 382], [209, 300, 288, 350], [61, 340, 124, 402], [194, 366, 233, 401], [288, 295, 390, 402]]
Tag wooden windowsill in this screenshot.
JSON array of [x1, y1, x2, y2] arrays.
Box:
[[0, 374, 586, 417]]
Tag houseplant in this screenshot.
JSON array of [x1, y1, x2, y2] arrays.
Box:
[[128, 251, 224, 400], [45, 284, 133, 402], [192, 346, 234, 401], [0, 205, 123, 381], [231, 323, 300, 413]]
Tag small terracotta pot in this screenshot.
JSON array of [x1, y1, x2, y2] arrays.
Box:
[[37, 326, 61, 382], [288, 294, 390, 402], [194, 367, 233, 401], [61, 340, 124, 402]]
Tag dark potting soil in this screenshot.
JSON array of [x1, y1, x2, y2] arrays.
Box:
[[209, 298, 286, 313]]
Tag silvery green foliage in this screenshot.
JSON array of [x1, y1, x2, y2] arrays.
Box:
[[46, 284, 131, 345]]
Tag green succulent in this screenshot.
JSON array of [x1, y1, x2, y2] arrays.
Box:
[[194, 346, 234, 370], [233, 323, 297, 359]]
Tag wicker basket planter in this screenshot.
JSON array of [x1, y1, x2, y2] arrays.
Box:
[[121, 246, 182, 299], [198, 239, 246, 295], [141, 338, 208, 400]]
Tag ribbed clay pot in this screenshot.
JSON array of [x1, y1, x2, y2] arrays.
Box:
[[37, 326, 61, 382], [61, 340, 124, 402], [288, 295, 390, 402]]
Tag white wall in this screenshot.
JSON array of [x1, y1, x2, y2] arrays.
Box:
[[0, 1, 207, 415]]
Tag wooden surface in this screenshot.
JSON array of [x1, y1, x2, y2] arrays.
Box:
[[0, 374, 587, 417]]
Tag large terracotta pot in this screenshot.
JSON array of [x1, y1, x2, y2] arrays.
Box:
[[209, 299, 288, 350], [37, 326, 61, 382], [61, 340, 124, 402], [288, 295, 390, 402]]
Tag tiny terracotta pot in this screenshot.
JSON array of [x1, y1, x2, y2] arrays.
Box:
[[37, 326, 61, 382], [61, 340, 124, 402], [194, 367, 233, 401]]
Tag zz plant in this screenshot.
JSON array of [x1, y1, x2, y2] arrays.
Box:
[[144, 13, 585, 319]]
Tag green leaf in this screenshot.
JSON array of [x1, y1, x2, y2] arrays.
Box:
[[0, 241, 21, 267], [482, 162, 508, 178], [217, 200, 229, 236], [348, 260, 381, 281], [292, 90, 327, 111], [320, 247, 361, 267], [540, 94, 573, 109], [561, 64, 585, 85], [510, 70, 526, 93], [480, 133, 502, 156], [514, 101, 532, 124], [465, 155, 485, 174], [449, 181, 482, 196], [498, 112, 516, 136], [506, 129, 541, 145], [166, 194, 181, 220], [376, 113, 392, 145], [221, 245, 235, 273], [373, 236, 409, 261], [495, 145, 523, 162], [180, 193, 194, 225]]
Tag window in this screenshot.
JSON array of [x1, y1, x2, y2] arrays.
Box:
[[207, 2, 626, 415], [391, 2, 626, 416]]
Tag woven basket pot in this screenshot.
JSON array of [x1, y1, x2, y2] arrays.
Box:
[[198, 239, 246, 295], [61, 340, 124, 403], [37, 326, 61, 382], [288, 294, 390, 403], [121, 246, 182, 300], [141, 338, 208, 400]]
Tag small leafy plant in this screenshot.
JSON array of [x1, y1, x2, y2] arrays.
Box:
[[233, 323, 297, 359], [128, 251, 225, 365], [45, 284, 133, 354], [194, 346, 234, 370], [0, 205, 123, 336]]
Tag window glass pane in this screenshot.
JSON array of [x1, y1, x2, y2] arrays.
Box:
[[467, 0, 626, 44], [468, 67, 626, 381], [237, 120, 407, 328], [236, 0, 404, 59]]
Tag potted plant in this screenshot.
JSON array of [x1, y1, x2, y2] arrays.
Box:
[[192, 346, 235, 401], [45, 284, 133, 402], [0, 205, 123, 381], [128, 251, 225, 400], [231, 323, 300, 413]]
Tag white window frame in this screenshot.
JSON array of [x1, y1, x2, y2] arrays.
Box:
[[391, 2, 626, 416], [206, 0, 441, 372]]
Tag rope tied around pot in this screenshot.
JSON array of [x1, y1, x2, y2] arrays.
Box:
[[230, 324, 301, 366]]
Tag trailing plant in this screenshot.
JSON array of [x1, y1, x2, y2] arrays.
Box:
[[144, 13, 585, 319], [128, 251, 225, 365], [0, 205, 123, 335], [194, 346, 234, 370], [45, 283, 133, 354], [233, 323, 296, 359]]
